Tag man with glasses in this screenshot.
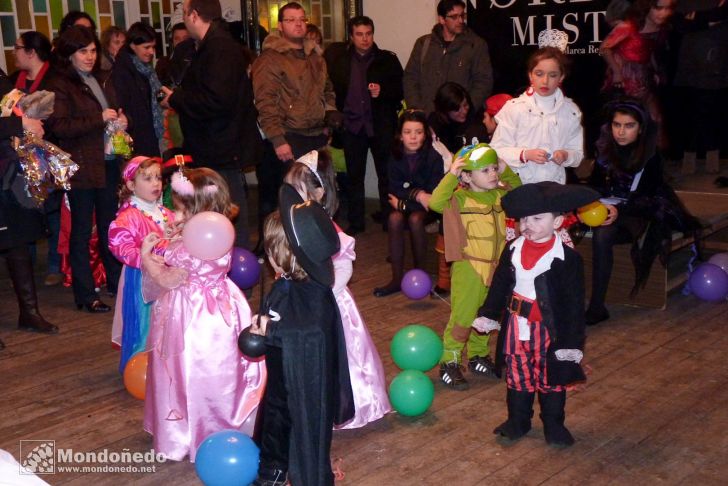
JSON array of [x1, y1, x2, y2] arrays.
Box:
[[404, 0, 493, 114], [252, 2, 339, 243], [160, 0, 261, 250]]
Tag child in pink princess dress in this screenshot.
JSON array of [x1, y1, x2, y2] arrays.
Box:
[[284, 150, 391, 428], [109, 156, 175, 374], [139, 167, 266, 462]]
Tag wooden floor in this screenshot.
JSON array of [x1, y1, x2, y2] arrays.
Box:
[[1, 170, 728, 485]]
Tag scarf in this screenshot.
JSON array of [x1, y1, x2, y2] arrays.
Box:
[[14, 61, 50, 93], [131, 54, 164, 140]]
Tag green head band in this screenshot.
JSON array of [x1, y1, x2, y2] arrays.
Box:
[[457, 143, 498, 171]]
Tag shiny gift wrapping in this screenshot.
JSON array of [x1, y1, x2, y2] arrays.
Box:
[[15, 131, 79, 205]]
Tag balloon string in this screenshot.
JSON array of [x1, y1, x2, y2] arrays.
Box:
[[681, 243, 698, 296], [430, 289, 451, 307]]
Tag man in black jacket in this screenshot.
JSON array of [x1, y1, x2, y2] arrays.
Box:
[[326, 16, 403, 234], [160, 0, 261, 249]]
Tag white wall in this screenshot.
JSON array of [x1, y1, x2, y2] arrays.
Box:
[[360, 0, 439, 197]]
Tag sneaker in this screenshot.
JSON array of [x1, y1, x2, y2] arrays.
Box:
[[468, 355, 498, 378], [440, 362, 470, 390]]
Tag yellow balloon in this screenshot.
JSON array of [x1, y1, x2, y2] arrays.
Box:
[[578, 201, 608, 227]]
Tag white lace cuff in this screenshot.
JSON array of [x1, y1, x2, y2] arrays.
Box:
[[472, 317, 500, 333], [554, 349, 583, 363]]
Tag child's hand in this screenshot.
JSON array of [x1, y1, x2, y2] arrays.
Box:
[[602, 204, 618, 226], [250, 315, 269, 336], [141, 233, 161, 255], [449, 156, 466, 177], [416, 192, 431, 208], [523, 149, 549, 164], [388, 194, 399, 210], [432, 137, 453, 173], [168, 219, 185, 239], [551, 150, 568, 165]]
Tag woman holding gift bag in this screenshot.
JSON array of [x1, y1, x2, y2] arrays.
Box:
[[46, 25, 126, 312], [1, 69, 59, 350]]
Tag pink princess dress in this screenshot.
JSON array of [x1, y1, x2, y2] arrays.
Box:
[[109, 196, 175, 373], [333, 228, 391, 429], [141, 240, 266, 462]]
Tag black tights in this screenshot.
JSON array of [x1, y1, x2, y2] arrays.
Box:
[[588, 215, 643, 311], [379, 209, 428, 291]]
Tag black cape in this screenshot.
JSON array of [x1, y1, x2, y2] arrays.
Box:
[[263, 278, 355, 486]]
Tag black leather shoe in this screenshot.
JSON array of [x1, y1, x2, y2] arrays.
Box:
[[77, 300, 111, 313], [345, 224, 365, 236], [431, 285, 450, 299], [373, 285, 400, 297], [585, 306, 609, 326]]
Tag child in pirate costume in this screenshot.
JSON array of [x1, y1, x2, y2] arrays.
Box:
[[429, 143, 521, 390], [473, 181, 600, 446], [243, 184, 355, 486]]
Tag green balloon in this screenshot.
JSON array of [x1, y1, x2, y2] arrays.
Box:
[[388, 370, 435, 416], [390, 324, 443, 371]]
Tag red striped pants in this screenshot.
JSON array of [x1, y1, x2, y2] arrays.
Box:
[[504, 310, 565, 394]]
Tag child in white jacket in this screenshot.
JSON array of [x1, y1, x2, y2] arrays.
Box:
[[490, 31, 584, 185]]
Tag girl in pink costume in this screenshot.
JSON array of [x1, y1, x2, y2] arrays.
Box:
[[109, 156, 174, 373], [284, 150, 391, 429], [140, 167, 266, 462]]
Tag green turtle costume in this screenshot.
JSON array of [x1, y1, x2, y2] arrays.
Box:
[[429, 144, 521, 364]]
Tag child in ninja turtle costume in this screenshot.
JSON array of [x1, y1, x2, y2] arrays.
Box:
[[429, 143, 521, 390]]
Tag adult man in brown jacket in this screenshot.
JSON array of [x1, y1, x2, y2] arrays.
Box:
[[252, 1, 339, 238]]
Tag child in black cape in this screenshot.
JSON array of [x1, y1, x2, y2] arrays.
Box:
[[473, 181, 600, 447], [242, 183, 355, 486]]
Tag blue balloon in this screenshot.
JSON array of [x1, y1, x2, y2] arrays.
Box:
[[228, 247, 261, 289], [195, 430, 259, 486]]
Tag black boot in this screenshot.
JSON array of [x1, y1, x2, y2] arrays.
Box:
[[493, 388, 535, 441], [6, 247, 59, 334], [538, 391, 574, 447]]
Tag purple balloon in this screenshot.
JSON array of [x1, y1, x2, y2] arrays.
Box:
[[401, 269, 432, 300], [708, 253, 728, 275], [228, 247, 261, 289], [689, 263, 728, 302]]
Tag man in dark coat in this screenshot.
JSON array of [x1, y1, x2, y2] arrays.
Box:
[[326, 16, 403, 234], [1, 69, 58, 350], [161, 0, 262, 249], [403, 0, 493, 114]]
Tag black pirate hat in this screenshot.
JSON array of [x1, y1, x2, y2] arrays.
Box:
[[502, 182, 601, 219], [278, 183, 340, 286]]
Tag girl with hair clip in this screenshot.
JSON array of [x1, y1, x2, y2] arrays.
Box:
[[284, 150, 391, 429], [489, 30, 584, 187], [373, 109, 444, 297], [108, 156, 175, 374], [139, 167, 266, 462], [585, 98, 699, 326]]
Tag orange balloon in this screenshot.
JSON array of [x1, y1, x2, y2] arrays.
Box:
[[123, 352, 149, 400], [578, 201, 608, 227]]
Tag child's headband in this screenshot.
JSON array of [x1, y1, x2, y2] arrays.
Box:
[[170, 170, 218, 197], [123, 156, 161, 182], [296, 150, 325, 189]]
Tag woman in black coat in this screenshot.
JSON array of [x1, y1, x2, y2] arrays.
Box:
[[586, 99, 700, 325], [46, 26, 125, 313], [0, 69, 58, 350], [111, 22, 164, 156]]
